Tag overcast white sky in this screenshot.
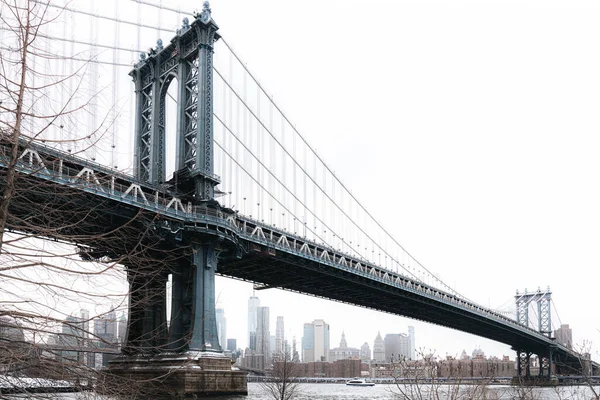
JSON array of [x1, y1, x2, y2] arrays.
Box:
[[202, 0, 600, 360]]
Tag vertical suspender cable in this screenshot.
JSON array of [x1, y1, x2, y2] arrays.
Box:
[[242, 69, 247, 213], [256, 84, 261, 220], [281, 117, 286, 229], [88, 0, 98, 161], [222, 71, 227, 199], [269, 100, 274, 225], [111, 0, 120, 169], [228, 50, 234, 209]]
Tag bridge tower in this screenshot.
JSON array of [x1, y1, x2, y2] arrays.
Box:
[[106, 2, 246, 396], [514, 288, 555, 380]]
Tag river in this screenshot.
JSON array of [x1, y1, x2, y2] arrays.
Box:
[[12, 382, 600, 399]]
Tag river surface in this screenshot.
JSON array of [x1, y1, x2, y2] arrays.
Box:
[[9, 383, 600, 399]]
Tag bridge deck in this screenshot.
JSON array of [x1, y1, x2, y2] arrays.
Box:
[[0, 140, 594, 372]]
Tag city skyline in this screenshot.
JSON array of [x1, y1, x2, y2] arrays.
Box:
[[0, 307, 520, 365], [233, 295, 513, 362]]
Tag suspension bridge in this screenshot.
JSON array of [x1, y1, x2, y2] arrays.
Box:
[[0, 0, 597, 396]]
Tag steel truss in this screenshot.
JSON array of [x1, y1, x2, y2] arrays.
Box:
[[515, 288, 552, 337], [130, 4, 220, 200]]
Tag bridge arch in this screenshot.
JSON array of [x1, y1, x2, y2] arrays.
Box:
[[160, 73, 179, 182]]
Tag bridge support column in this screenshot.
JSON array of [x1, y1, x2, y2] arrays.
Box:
[[105, 242, 246, 397], [516, 350, 532, 378], [123, 271, 169, 354], [167, 243, 221, 352], [538, 346, 554, 379]]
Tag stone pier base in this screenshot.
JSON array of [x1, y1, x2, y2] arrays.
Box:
[[99, 351, 247, 398]]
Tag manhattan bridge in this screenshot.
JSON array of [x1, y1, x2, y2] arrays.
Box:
[[0, 0, 596, 396]]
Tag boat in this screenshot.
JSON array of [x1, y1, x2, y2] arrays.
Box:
[[345, 378, 375, 386]]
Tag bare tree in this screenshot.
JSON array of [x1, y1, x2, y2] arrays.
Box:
[[260, 350, 302, 400], [0, 1, 184, 397], [388, 349, 517, 400]]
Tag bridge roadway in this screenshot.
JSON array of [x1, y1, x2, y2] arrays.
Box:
[[0, 139, 595, 373]]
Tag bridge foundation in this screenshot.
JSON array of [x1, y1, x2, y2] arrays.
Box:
[[512, 348, 558, 386], [102, 352, 246, 398], [103, 241, 247, 397]]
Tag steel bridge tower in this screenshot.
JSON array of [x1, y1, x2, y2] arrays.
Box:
[[106, 3, 246, 396], [514, 287, 555, 381]]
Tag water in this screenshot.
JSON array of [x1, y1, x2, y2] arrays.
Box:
[[10, 383, 600, 399]]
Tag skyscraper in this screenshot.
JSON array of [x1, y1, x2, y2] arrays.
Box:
[[292, 336, 299, 362], [79, 309, 90, 338], [256, 306, 270, 364], [94, 309, 117, 342], [227, 338, 237, 352], [360, 342, 371, 363], [384, 326, 415, 361], [301, 319, 330, 362], [216, 308, 227, 351], [373, 331, 385, 362], [247, 295, 260, 350], [554, 324, 573, 349], [275, 316, 284, 357], [117, 312, 127, 346], [408, 325, 415, 360], [93, 309, 118, 367], [60, 311, 87, 363], [384, 333, 410, 361]]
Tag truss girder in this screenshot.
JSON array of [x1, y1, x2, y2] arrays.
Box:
[[515, 289, 552, 337], [538, 296, 552, 337]]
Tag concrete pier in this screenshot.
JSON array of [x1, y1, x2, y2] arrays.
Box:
[[102, 352, 247, 397]]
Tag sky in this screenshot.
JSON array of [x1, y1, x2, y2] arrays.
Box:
[[7, 0, 600, 362], [205, 0, 600, 360]]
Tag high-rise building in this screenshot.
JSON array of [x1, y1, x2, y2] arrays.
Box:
[[117, 312, 127, 346], [79, 309, 90, 338], [94, 309, 117, 342], [384, 333, 410, 362], [360, 342, 371, 363], [248, 295, 260, 350], [60, 311, 87, 363], [301, 319, 330, 362], [275, 316, 284, 357], [256, 306, 270, 364], [93, 309, 118, 367], [408, 326, 415, 360], [227, 338, 237, 352], [302, 323, 314, 362], [554, 324, 573, 349], [373, 331, 385, 362], [384, 326, 415, 361], [216, 308, 227, 351], [292, 336, 300, 362], [270, 335, 275, 358]]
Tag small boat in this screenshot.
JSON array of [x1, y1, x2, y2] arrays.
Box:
[[345, 378, 375, 386]]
